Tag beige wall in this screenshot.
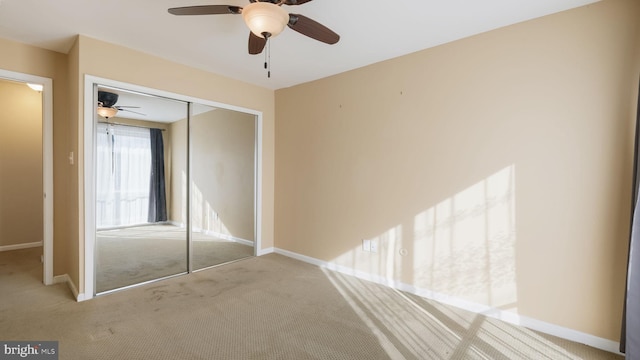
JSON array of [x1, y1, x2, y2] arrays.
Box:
[[66, 38, 80, 290], [76, 35, 275, 293], [0, 80, 43, 246], [192, 108, 256, 241], [169, 118, 187, 225], [275, 0, 640, 341], [631, 13, 640, 162], [170, 109, 256, 242]]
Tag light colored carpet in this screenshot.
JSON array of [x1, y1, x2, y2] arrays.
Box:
[[96, 224, 253, 293], [0, 247, 623, 360]]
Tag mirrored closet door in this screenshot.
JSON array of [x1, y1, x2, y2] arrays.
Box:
[[94, 86, 188, 293], [190, 104, 256, 270], [93, 85, 256, 294]]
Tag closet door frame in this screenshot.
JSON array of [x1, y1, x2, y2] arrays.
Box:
[[82, 75, 263, 300]]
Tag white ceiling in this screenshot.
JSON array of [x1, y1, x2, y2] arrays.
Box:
[[97, 85, 188, 122], [97, 85, 216, 122], [0, 0, 598, 91]]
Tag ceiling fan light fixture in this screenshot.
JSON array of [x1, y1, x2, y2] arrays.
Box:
[[242, 2, 289, 38], [97, 106, 118, 119]]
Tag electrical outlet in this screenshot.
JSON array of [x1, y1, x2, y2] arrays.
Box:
[[370, 239, 378, 253], [362, 239, 371, 252]]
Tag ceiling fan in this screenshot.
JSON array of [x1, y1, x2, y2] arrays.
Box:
[[167, 0, 340, 55], [97, 91, 145, 119]]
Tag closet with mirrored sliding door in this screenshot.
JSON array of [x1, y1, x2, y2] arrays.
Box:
[[88, 81, 259, 296]]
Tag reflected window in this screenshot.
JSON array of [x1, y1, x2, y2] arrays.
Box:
[[96, 123, 152, 228]]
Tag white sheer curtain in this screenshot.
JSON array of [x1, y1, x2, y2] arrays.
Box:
[[96, 123, 151, 229]]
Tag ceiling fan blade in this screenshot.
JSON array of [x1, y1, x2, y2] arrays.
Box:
[[168, 5, 241, 16], [284, 0, 314, 5], [287, 14, 339, 45], [119, 108, 147, 116], [248, 32, 267, 55], [114, 106, 140, 109]]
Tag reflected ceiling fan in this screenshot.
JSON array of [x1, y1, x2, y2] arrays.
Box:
[[97, 91, 145, 119], [167, 0, 340, 55]]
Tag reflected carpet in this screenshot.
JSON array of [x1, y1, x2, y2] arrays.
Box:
[[96, 224, 253, 292]]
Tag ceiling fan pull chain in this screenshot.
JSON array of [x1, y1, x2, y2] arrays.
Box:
[[264, 37, 271, 78], [268, 38, 271, 78]]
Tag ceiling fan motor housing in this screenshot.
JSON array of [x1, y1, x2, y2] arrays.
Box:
[[98, 91, 119, 108]]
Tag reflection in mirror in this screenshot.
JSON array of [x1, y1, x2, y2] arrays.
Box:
[[188, 104, 256, 270], [94, 84, 258, 294], [94, 85, 188, 293]]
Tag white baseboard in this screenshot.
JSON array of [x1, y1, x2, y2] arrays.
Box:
[[167, 220, 185, 228], [273, 248, 622, 355], [0, 241, 42, 252], [231, 237, 254, 247], [200, 229, 253, 247], [257, 247, 274, 256], [53, 274, 87, 302], [173, 222, 254, 247]]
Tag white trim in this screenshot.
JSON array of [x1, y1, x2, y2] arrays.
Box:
[[167, 220, 185, 228], [0, 242, 42, 252], [83, 75, 264, 300], [42, 77, 53, 286], [257, 247, 274, 256], [197, 229, 254, 246], [274, 248, 623, 355], [254, 111, 263, 257], [0, 69, 54, 286], [52, 275, 67, 284], [53, 274, 87, 301], [83, 82, 96, 299], [233, 238, 254, 247]]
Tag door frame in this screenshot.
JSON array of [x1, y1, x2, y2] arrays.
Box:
[[82, 75, 263, 300], [0, 69, 54, 285]]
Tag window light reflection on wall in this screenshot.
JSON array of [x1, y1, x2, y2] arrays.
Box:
[[27, 83, 43, 92]]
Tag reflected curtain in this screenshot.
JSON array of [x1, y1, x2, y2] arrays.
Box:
[[148, 128, 167, 223], [622, 80, 640, 356], [96, 123, 152, 229]]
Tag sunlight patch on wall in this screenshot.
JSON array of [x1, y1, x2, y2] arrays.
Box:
[[414, 165, 517, 309], [328, 165, 517, 311], [189, 180, 231, 239], [192, 182, 203, 229], [203, 201, 229, 236], [376, 225, 404, 280], [181, 170, 187, 223], [329, 224, 405, 282]]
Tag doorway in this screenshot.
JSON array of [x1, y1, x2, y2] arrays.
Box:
[[83, 76, 262, 299], [0, 69, 53, 285]]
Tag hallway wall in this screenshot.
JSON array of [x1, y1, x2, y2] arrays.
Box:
[[0, 79, 43, 248]]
